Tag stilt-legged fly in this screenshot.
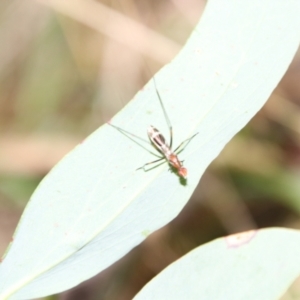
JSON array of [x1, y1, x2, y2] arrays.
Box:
[[110, 78, 198, 179]]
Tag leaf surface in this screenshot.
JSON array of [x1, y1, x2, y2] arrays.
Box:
[[134, 228, 300, 300], [0, 0, 299, 298]]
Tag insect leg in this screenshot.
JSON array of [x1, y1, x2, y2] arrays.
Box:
[[137, 157, 165, 172], [108, 123, 161, 158], [174, 132, 199, 154], [152, 77, 173, 149]]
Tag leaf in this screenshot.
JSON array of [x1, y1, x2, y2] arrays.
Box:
[[133, 228, 300, 300], [0, 0, 299, 299]]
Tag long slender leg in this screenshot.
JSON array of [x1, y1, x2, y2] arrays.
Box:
[[137, 157, 165, 171], [108, 123, 161, 158], [174, 132, 199, 154], [110, 122, 167, 171], [153, 77, 173, 149]]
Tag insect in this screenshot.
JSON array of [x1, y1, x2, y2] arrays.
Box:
[[111, 78, 198, 179]]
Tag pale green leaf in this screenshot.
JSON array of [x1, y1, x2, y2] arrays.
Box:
[[134, 228, 300, 300], [0, 0, 299, 299]]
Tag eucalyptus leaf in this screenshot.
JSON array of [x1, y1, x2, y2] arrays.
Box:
[[134, 228, 300, 300], [0, 0, 299, 299]]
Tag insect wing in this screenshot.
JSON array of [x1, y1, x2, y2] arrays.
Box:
[[147, 126, 167, 152]]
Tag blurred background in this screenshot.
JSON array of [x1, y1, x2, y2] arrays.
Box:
[[0, 0, 300, 299]]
